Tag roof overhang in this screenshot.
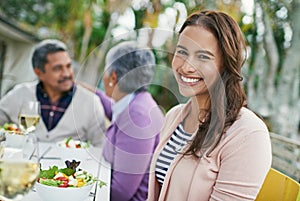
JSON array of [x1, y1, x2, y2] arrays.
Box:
[[0, 15, 40, 43]]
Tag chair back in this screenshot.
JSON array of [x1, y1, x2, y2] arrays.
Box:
[[256, 168, 300, 201], [270, 132, 300, 181]]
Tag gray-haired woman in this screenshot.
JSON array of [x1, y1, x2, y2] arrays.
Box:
[[96, 41, 164, 201]]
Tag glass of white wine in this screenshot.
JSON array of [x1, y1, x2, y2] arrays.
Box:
[[0, 131, 40, 201], [18, 101, 41, 134]]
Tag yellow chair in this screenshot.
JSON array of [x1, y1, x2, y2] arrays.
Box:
[[256, 168, 300, 201]]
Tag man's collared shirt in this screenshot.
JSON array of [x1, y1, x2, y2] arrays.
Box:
[[36, 82, 76, 131]]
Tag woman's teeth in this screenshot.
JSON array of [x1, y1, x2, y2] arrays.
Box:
[[181, 75, 201, 83]]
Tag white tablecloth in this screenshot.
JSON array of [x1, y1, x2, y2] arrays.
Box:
[[21, 142, 111, 201]]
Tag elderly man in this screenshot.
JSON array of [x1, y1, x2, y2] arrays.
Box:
[[0, 39, 105, 146]]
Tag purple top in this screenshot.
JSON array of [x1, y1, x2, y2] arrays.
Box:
[[97, 91, 164, 201]]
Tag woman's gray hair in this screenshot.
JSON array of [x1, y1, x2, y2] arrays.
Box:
[[32, 39, 67, 72], [105, 41, 155, 93]]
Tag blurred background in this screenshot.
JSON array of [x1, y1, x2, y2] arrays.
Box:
[[0, 0, 299, 141]]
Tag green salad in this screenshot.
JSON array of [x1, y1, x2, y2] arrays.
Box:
[[38, 160, 106, 188]]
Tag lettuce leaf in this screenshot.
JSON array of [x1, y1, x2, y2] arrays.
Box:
[[39, 165, 75, 178], [59, 167, 75, 176], [39, 166, 59, 179]]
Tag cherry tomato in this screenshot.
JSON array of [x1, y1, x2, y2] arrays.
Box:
[[56, 177, 68, 181], [58, 181, 69, 188]]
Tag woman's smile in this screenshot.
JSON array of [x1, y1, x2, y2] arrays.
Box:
[[179, 74, 203, 85]]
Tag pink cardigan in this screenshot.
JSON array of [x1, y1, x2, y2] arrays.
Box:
[[148, 101, 272, 201]]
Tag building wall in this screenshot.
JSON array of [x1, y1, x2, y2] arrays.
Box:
[[0, 38, 37, 96], [0, 15, 39, 97]]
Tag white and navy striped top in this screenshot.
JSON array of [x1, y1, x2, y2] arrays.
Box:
[[155, 123, 192, 186]]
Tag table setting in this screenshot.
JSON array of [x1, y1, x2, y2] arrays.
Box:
[[0, 101, 111, 201], [21, 142, 111, 201]]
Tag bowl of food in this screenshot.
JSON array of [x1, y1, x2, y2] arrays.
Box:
[[56, 137, 92, 161], [35, 160, 104, 201], [35, 181, 93, 201]]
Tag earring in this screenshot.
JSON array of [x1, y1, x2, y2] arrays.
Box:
[[109, 82, 113, 87]]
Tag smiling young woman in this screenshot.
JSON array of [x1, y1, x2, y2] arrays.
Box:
[[172, 26, 222, 99], [148, 10, 272, 201]]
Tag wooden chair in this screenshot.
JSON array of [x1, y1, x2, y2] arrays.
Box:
[[270, 132, 300, 181], [256, 168, 300, 201]]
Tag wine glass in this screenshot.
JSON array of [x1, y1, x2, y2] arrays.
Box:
[[18, 101, 41, 134], [0, 131, 40, 201]]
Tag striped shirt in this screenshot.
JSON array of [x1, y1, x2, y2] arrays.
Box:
[[155, 123, 192, 186]]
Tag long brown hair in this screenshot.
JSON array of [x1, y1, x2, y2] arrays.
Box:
[[180, 10, 247, 157]]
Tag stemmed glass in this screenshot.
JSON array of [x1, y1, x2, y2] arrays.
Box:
[[0, 131, 40, 200], [0, 101, 41, 201], [18, 101, 41, 134]]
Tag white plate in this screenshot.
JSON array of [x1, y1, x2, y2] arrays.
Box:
[[55, 140, 93, 161]]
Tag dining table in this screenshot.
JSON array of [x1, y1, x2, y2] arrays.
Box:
[[21, 142, 111, 201]]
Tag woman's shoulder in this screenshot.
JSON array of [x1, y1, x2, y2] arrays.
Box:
[[238, 107, 267, 130], [224, 107, 269, 139], [213, 107, 271, 157], [126, 92, 164, 120], [132, 91, 154, 103]]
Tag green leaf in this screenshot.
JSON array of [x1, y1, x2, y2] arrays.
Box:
[[59, 167, 75, 176], [3, 123, 10, 130], [39, 166, 59, 179], [99, 180, 107, 188], [65, 137, 72, 144]]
